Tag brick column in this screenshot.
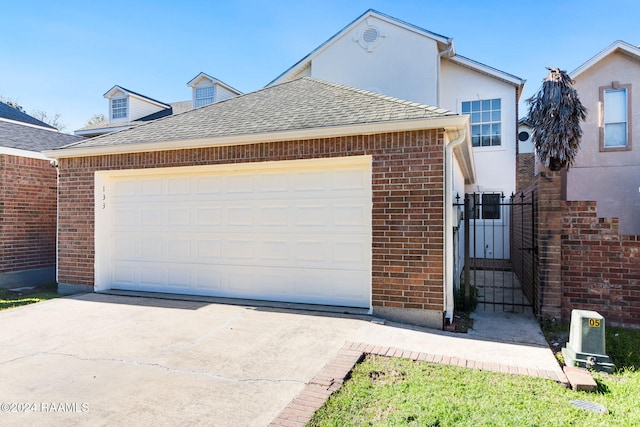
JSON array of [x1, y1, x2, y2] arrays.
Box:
[[535, 169, 563, 320]]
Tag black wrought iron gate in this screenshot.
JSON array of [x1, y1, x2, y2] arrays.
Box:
[[454, 192, 536, 313]]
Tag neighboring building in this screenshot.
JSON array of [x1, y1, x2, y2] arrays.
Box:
[[74, 73, 242, 138], [45, 77, 475, 329], [270, 9, 525, 260], [516, 118, 536, 191], [0, 102, 82, 287], [566, 41, 640, 235]]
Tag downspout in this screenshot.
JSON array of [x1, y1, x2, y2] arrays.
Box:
[[436, 42, 454, 106], [444, 128, 466, 324]]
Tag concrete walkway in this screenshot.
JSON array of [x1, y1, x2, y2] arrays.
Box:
[[0, 293, 563, 426]]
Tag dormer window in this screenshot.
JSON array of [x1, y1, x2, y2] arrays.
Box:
[[111, 98, 128, 119], [195, 86, 214, 108]]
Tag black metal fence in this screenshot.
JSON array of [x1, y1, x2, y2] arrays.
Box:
[[454, 192, 535, 313]]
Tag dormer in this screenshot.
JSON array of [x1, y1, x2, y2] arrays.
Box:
[[187, 73, 243, 109], [103, 86, 171, 124]]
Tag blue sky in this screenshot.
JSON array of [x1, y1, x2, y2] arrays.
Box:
[[1, 0, 639, 133]]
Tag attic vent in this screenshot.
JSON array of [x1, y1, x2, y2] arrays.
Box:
[[362, 26, 379, 44], [354, 22, 385, 52]]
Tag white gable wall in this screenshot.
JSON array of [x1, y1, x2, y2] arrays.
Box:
[[108, 90, 129, 124], [129, 96, 166, 121], [310, 16, 439, 106], [440, 60, 517, 195], [216, 84, 238, 102]]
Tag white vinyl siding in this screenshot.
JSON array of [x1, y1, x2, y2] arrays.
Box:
[[129, 97, 167, 121], [216, 85, 238, 102]]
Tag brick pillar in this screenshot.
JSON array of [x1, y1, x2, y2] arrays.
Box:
[[535, 169, 563, 320]]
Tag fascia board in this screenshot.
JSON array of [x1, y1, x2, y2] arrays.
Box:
[[44, 115, 467, 159], [449, 55, 525, 88], [0, 117, 59, 132], [570, 40, 640, 79], [128, 92, 172, 109], [0, 146, 50, 160]]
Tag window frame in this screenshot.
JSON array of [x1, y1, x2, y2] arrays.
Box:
[[461, 98, 502, 148], [111, 97, 128, 120], [599, 82, 632, 152], [468, 192, 503, 221], [194, 86, 215, 108]]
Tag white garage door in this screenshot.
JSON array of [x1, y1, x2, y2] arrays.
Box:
[[95, 156, 372, 308]]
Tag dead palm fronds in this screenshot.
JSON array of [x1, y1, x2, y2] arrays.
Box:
[[526, 68, 587, 170]]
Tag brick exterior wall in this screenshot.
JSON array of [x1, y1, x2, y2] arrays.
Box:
[[513, 169, 640, 328], [0, 154, 57, 274], [57, 131, 447, 318], [562, 202, 640, 328], [516, 153, 535, 191]]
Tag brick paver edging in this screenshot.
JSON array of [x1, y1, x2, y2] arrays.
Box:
[[269, 341, 568, 426]]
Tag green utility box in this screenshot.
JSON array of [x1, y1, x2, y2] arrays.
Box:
[[562, 309, 615, 373]]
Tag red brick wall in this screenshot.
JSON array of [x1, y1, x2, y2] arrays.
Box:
[[0, 154, 57, 273], [562, 201, 640, 328], [515, 170, 640, 328], [516, 153, 535, 191], [57, 131, 446, 311]]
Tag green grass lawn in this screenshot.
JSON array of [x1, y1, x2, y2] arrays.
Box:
[[0, 283, 60, 311], [309, 327, 640, 427]]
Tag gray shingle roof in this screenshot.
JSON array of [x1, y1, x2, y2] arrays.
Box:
[[59, 77, 455, 151], [0, 102, 56, 129], [0, 120, 82, 151], [74, 100, 194, 135]]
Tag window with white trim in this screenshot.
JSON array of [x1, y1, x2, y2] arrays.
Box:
[[462, 98, 501, 147], [195, 86, 215, 108], [601, 84, 631, 150], [111, 98, 127, 119]]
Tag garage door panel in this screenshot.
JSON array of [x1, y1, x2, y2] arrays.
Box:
[[227, 174, 254, 193], [333, 204, 368, 226], [196, 207, 222, 225], [99, 158, 372, 308], [167, 176, 191, 195], [226, 206, 254, 226], [256, 173, 288, 193], [139, 266, 163, 286], [139, 178, 162, 196], [195, 269, 222, 289], [167, 268, 192, 288]]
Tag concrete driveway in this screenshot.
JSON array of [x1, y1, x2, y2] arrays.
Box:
[[0, 293, 562, 426]]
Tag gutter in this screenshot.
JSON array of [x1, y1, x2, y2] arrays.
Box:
[[436, 42, 454, 106], [44, 115, 468, 159], [443, 126, 468, 325]]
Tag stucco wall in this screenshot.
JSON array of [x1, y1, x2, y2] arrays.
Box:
[[310, 15, 439, 106], [568, 52, 640, 235], [440, 60, 518, 196]]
